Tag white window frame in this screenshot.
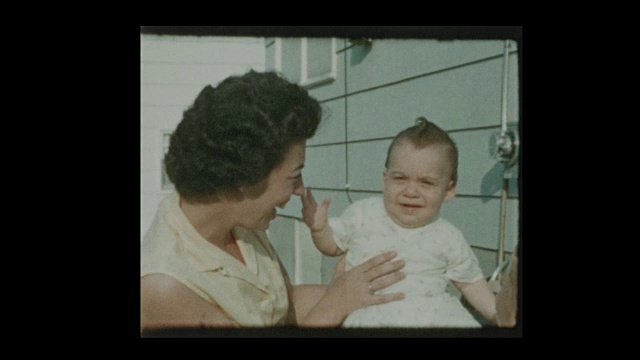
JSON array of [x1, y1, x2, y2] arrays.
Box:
[[299, 37, 337, 88]]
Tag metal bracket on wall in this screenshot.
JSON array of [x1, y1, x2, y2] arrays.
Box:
[[338, 38, 374, 53], [489, 127, 519, 169], [489, 39, 520, 176]]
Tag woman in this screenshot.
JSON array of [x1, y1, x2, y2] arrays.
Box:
[[140, 70, 406, 329]]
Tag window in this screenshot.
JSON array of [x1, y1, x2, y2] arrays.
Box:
[[300, 37, 337, 88], [268, 37, 337, 88]]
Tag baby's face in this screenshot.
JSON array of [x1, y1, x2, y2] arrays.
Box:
[[382, 141, 456, 228]]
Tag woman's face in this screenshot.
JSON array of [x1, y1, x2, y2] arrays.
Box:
[[241, 141, 306, 231], [382, 141, 456, 228]]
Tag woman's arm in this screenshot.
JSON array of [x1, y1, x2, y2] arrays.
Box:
[[290, 284, 331, 324], [288, 256, 345, 325], [140, 274, 236, 330], [453, 278, 497, 325]]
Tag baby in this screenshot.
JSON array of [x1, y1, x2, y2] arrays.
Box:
[[301, 117, 497, 328]]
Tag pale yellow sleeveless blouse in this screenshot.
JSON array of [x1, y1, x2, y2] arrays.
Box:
[[141, 193, 290, 327]]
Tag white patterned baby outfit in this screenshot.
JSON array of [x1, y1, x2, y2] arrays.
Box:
[[329, 197, 483, 328]]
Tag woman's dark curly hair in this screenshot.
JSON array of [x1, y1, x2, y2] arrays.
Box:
[[165, 70, 322, 202]]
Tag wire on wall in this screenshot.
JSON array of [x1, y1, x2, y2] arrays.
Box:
[[343, 38, 354, 204]]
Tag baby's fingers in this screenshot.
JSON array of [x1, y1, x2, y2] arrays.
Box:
[[300, 187, 312, 207], [306, 187, 317, 204], [318, 198, 331, 218]]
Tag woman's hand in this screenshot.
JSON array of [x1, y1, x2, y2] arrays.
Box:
[[496, 247, 518, 327], [332, 254, 347, 281], [301, 187, 330, 233], [298, 251, 406, 327], [326, 251, 406, 319]]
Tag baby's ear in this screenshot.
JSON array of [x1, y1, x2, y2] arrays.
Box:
[[444, 180, 457, 202]]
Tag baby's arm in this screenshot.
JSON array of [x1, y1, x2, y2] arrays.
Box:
[[301, 187, 344, 257], [453, 278, 497, 325]]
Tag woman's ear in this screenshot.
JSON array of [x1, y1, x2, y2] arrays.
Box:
[[238, 179, 268, 200]]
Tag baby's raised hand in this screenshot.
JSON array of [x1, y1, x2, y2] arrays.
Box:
[[300, 187, 331, 233]]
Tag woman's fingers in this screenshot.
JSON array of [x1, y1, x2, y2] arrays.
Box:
[[348, 251, 406, 305], [367, 262, 406, 306], [357, 251, 397, 270], [355, 251, 405, 279], [369, 292, 406, 306], [324, 251, 406, 317], [369, 269, 406, 292], [366, 259, 405, 281]]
